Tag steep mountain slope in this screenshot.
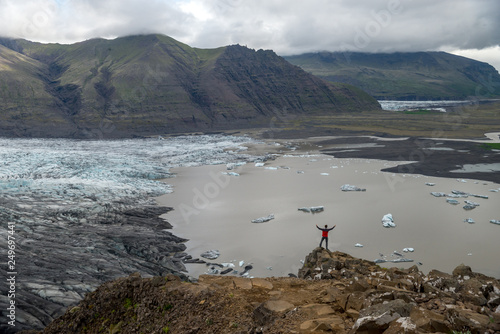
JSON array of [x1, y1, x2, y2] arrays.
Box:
[[0, 35, 380, 138], [285, 51, 500, 100]]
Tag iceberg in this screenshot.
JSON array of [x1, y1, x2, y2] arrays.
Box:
[[463, 200, 480, 210], [446, 198, 460, 205], [354, 243, 363, 247], [251, 214, 275, 223], [200, 250, 220, 260], [403, 248, 414, 252], [490, 220, 500, 225], [341, 184, 366, 192], [464, 218, 475, 224], [391, 258, 414, 263], [298, 206, 324, 213], [381, 213, 396, 228]]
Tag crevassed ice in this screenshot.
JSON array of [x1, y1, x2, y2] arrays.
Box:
[[0, 135, 260, 222]]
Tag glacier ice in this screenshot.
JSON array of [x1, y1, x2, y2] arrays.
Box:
[[381, 213, 396, 228], [251, 214, 275, 223]]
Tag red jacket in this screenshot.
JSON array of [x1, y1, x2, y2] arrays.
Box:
[[317, 225, 335, 237]]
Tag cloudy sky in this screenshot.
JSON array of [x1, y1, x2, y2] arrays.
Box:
[[1, 0, 499, 71]]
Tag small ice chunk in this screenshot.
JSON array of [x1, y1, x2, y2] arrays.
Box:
[[298, 206, 324, 213], [355, 243, 363, 247], [391, 258, 413, 263], [200, 250, 220, 260], [221, 263, 235, 268], [431, 192, 447, 197], [341, 184, 366, 192], [255, 162, 265, 167], [446, 198, 460, 205], [381, 213, 396, 228], [403, 248, 414, 252], [425, 182, 436, 186], [464, 218, 475, 224], [490, 220, 500, 225], [239, 260, 245, 267], [266, 266, 273, 270], [265, 167, 278, 170], [222, 172, 239, 176], [320, 173, 329, 176], [251, 214, 275, 223]]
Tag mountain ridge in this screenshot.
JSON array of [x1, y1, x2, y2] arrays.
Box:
[[284, 51, 500, 100], [0, 34, 380, 138]]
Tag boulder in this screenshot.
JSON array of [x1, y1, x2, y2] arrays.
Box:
[[410, 307, 451, 333], [352, 299, 413, 333], [452, 264, 473, 277]]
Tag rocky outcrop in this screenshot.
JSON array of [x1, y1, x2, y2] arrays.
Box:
[[30, 248, 500, 334], [299, 248, 500, 333]]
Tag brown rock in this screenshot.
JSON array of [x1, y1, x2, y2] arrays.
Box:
[[382, 317, 418, 334], [446, 308, 491, 332], [300, 304, 336, 317], [299, 316, 344, 332], [251, 278, 273, 290], [452, 263, 473, 277], [346, 291, 367, 311], [233, 277, 253, 290], [410, 306, 450, 333]]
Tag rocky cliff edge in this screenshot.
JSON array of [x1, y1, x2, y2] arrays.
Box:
[[32, 248, 500, 334]]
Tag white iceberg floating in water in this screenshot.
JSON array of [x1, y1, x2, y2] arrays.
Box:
[[354, 243, 363, 247], [490, 220, 500, 225], [464, 218, 475, 224], [403, 248, 414, 252], [341, 184, 366, 192], [251, 214, 275, 223], [239, 260, 245, 267], [222, 172, 240, 176], [255, 162, 265, 167], [298, 206, 324, 213], [381, 213, 396, 228]]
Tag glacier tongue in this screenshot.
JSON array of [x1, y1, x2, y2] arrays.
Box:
[[0, 134, 263, 332]]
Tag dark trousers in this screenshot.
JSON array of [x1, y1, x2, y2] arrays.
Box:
[[319, 236, 328, 249]]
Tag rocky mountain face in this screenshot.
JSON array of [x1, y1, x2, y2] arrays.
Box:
[[0, 35, 380, 138], [285, 51, 500, 100], [33, 248, 499, 334]]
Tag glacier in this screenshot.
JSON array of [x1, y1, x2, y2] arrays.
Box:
[[0, 134, 264, 333]]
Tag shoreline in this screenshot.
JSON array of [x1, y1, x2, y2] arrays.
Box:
[[158, 135, 500, 280]]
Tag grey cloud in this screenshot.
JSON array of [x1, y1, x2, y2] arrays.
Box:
[[0, 0, 498, 56]]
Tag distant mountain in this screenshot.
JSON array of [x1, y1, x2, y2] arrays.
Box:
[[284, 51, 500, 100], [0, 35, 380, 138]]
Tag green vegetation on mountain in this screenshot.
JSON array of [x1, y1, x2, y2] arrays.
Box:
[[284, 51, 500, 100], [0, 35, 380, 138]]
